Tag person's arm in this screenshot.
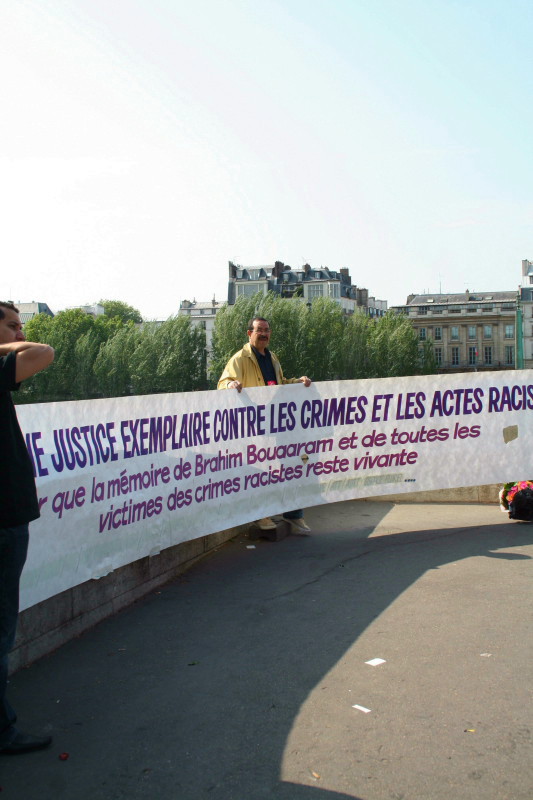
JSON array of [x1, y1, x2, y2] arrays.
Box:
[[282, 375, 312, 386], [0, 341, 55, 382], [275, 357, 311, 388], [217, 353, 244, 391]]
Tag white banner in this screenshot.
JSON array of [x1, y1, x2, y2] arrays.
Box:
[[16, 370, 533, 609]]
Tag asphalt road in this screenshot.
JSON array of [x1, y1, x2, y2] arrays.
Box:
[[1, 500, 532, 800]]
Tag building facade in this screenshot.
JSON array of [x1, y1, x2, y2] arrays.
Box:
[[227, 261, 387, 317], [178, 297, 223, 355], [519, 259, 533, 369], [391, 291, 518, 373], [67, 303, 105, 317], [14, 301, 54, 323]]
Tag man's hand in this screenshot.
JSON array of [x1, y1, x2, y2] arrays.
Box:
[[228, 380, 243, 392], [299, 376, 312, 387]]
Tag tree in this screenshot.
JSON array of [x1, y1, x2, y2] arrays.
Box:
[[210, 298, 438, 387], [20, 310, 96, 401], [340, 312, 372, 379], [130, 317, 207, 395], [20, 310, 124, 402], [367, 311, 420, 378], [300, 297, 345, 381], [209, 293, 310, 386], [93, 322, 142, 397], [99, 299, 143, 324]]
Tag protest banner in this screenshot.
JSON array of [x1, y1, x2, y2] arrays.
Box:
[[16, 369, 533, 609]]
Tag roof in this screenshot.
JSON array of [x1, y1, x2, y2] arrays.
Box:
[[405, 291, 517, 305], [181, 301, 224, 310]]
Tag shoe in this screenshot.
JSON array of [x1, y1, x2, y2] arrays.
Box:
[[284, 516, 311, 533], [0, 732, 52, 755], [255, 517, 277, 530]]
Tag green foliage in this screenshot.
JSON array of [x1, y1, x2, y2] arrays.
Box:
[[210, 295, 436, 386], [340, 312, 372, 379], [18, 307, 206, 403], [94, 323, 141, 397], [20, 309, 107, 402], [130, 317, 207, 395], [18, 297, 437, 404], [209, 296, 257, 385], [99, 299, 143, 324], [366, 312, 420, 378], [301, 297, 345, 380], [209, 293, 309, 386]]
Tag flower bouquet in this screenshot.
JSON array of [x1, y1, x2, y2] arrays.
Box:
[[499, 480, 533, 520]]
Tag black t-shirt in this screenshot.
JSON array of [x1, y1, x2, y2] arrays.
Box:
[[251, 346, 277, 386], [0, 351, 40, 528]]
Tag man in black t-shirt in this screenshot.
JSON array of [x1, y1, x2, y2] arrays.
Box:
[[0, 301, 54, 755]]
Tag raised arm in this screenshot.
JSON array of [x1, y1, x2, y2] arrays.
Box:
[[0, 341, 55, 382]]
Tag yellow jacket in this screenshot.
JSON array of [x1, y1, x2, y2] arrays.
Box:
[[217, 343, 300, 389]]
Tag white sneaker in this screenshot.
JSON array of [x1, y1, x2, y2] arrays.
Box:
[[255, 517, 277, 530], [284, 516, 311, 533]]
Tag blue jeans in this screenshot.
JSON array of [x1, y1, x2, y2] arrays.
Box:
[[0, 524, 29, 746]]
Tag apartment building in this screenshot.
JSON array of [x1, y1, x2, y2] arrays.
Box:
[[178, 297, 223, 355], [519, 259, 533, 369], [391, 291, 518, 372], [227, 261, 387, 317]]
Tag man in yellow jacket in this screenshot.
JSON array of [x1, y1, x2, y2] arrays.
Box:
[[218, 316, 312, 533]]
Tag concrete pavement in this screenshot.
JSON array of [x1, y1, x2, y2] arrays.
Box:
[[1, 499, 532, 800]]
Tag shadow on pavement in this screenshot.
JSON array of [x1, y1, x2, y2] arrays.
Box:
[[2, 500, 531, 799]]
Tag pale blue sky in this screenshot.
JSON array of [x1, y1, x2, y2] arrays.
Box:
[[1, 0, 531, 319]]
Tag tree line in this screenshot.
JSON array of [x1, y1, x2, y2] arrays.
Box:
[[17, 295, 435, 404], [209, 293, 436, 385]]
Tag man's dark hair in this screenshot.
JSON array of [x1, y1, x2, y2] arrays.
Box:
[[0, 301, 19, 320], [247, 316, 270, 331]]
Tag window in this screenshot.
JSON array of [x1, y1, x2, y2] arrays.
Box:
[[505, 324, 514, 339], [435, 347, 442, 366], [468, 325, 476, 340], [505, 345, 514, 365], [419, 327, 426, 341], [451, 326, 459, 340], [307, 284, 324, 299], [328, 282, 340, 298], [468, 346, 477, 365], [418, 306, 428, 315], [451, 347, 460, 366], [482, 305, 493, 312], [484, 346, 492, 365], [483, 325, 492, 339], [247, 269, 261, 280], [434, 326, 442, 341], [449, 305, 462, 313], [236, 282, 265, 297]]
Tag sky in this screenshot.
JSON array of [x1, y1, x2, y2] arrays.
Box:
[[1, 0, 532, 320]]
